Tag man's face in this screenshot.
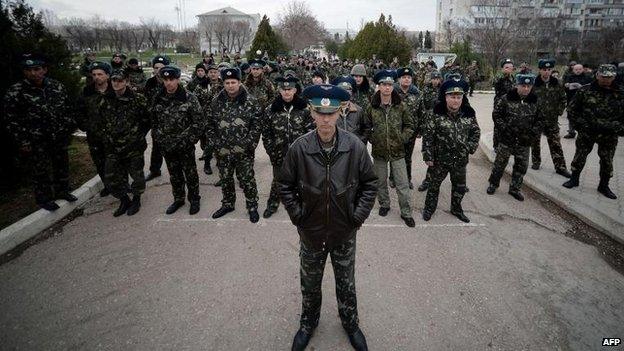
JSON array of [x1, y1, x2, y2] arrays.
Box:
[[163, 77, 179, 93], [540, 68, 552, 81], [353, 75, 364, 85], [224, 78, 241, 95], [379, 82, 393, 96], [445, 93, 463, 111], [196, 68, 206, 78], [312, 110, 339, 134], [111, 78, 127, 92], [208, 69, 219, 81], [112, 57, 122, 64], [23, 66, 47, 83], [572, 64, 584, 75], [596, 74, 615, 88], [153, 63, 165, 77], [312, 76, 324, 85], [399, 75, 412, 88], [517, 84, 532, 96], [431, 77, 441, 87], [128, 63, 139, 69], [91, 69, 109, 86], [279, 87, 295, 102], [251, 67, 263, 78], [87, 54, 96, 62], [502, 63, 514, 74]]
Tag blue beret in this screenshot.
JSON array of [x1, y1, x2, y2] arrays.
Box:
[[501, 58, 514, 67], [374, 69, 397, 84], [159, 65, 181, 79], [152, 55, 170, 66], [221, 68, 241, 81], [538, 59, 555, 69], [302, 84, 350, 114], [20, 53, 46, 68], [89, 61, 112, 75], [516, 74, 536, 85], [249, 59, 266, 68], [275, 75, 299, 89], [397, 67, 414, 78], [331, 75, 356, 91], [440, 78, 467, 94]]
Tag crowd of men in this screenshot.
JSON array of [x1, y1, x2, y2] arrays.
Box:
[[3, 49, 623, 350]]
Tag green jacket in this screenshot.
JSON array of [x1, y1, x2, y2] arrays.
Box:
[[100, 88, 151, 155], [493, 89, 542, 147], [364, 90, 415, 161], [533, 76, 566, 125], [567, 81, 624, 136], [77, 83, 111, 141], [244, 75, 275, 110]]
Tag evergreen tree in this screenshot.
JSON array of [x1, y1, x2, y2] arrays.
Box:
[[248, 15, 288, 59], [417, 31, 424, 49], [344, 14, 411, 64], [424, 30, 433, 49]]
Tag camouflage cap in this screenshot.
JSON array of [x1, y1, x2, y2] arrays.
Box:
[[159, 65, 181, 79], [217, 62, 232, 70], [515, 74, 535, 85], [538, 58, 555, 69], [89, 61, 112, 75], [303, 84, 350, 114], [350, 64, 367, 77], [206, 64, 219, 71], [597, 64, 617, 77], [20, 53, 46, 68]]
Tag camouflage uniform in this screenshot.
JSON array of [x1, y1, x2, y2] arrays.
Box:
[[3, 78, 76, 205], [352, 80, 373, 112], [244, 75, 275, 111], [207, 87, 262, 210], [101, 89, 150, 198], [393, 84, 421, 185], [466, 64, 479, 95], [126, 67, 147, 92], [365, 91, 415, 218], [144, 76, 165, 174], [78, 84, 111, 188], [530, 76, 568, 171], [492, 73, 515, 148], [337, 101, 368, 143], [150, 85, 204, 202], [415, 83, 440, 187], [422, 103, 480, 214], [489, 89, 541, 191], [261, 95, 314, 212]]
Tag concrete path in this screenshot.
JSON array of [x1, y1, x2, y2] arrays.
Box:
[[1, 94, 623, 350]]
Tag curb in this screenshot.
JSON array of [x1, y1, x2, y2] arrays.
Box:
[[0, 175, 104, 256], [479, 131, 624, 244]]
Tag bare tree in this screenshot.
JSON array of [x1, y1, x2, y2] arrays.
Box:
[[277, 0, 328, 52], [140, 18, 170, 51]]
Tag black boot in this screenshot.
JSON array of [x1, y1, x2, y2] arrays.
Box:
[[401, 216, 415, 227], [508, 189, 525, 201], [249, 209, 260, 223], [114, 195, 131, 217], [486, 184, 497, 195], [562, 171, 580, 188], [422, 209, 433, 221], [212, 206, 234, 218], [291, 329, 312, 351], [378, 207, 390, 216], [556, 168, 572, 178], [145, 171, 161, 182], [598, 179, 617, 199], [563, 131, 576, 139], [348, 328, 369, 351], [40, 201, 60, 211], [58, 192, 78, 202], [189, 200, 200, 215], [100, 188, 111, 197], [165, 200, 185, 215], [126, 195, 141, 216], [263, 207, 277, 218], [417, 181, 429, 192], [531, 163, 540, 170], [203, 162, 213, 175], [451, 206, 470, 223]]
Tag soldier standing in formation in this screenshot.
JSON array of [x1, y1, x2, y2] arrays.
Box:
[[487, 74, 541, 201], [279, 84, 377, 351], [125, 58, 146, 92], [564, 64, 623, 199], [144, 55, 170, 182], [466, 60, 480, 97], [365, 70, 416, 227], [350, 64, 373, 110], [393, 67, 421, 189], [3, 54, 77, 211], [149, 65, 204, 215], [492, 58, 515, 149], [416, 70, 443, 192], [101, 69, 151, 216], [208, 68, 262, 223], [422, 79, 480, 222], [562, 63, 592, 139], [331, 76, 368, 142], [261, 75, 314, 218]]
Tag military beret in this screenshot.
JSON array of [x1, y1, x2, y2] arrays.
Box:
[[217, 62, 232, 70], [302, 84, 350, 114], [331, 75, 356, 91], [597, 64, 617, 77], [128, 58, 139, 65], [374, 69, 397, 84], [501, 58, 514, 67], [430, 70, 442, 79], [110, 68, 128, 80], [152, 55, 170, 66], [397, 67, 414, 78], [89, 61, 112, 75], [275, 75, 299, 89], [221, 67, 241, 81], [240, 62, 250, 71], [159, 65, 181, 79], [20, 53, 46, 68], [516, 74, 535, 85], [538, 59, 555, 69], [249, 59, 266, 68], [195, 63, 206, 71], [440, 78, 467, 94]]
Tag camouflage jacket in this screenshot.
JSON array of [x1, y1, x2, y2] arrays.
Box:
[[186, 76, 209, 94], [77, 83, 112, 140], [149, 85, 204, 153], [422, 102, 481, 166], [261, 95, 314, 166], [207, 87, 263, 157], [394, 83, 420, 139], [567, 81, 624, 136], [533, 76, 566, 125], [364, 90, 415, 161], [100, 88, 150, 155], [466, 65, 479, 81], [414, 83, 440, 137], [3, 78, 76, 145], [353, 79, 373, 111], [338, 101, 368, 143], [492, 89, 542, 147], [126, 67, 147, 92], [143, 76, 162, 102], [245, 75, 275, 110], [493, 73, 515, 103]]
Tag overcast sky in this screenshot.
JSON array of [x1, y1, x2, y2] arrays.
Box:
[[29, 0, 437, 31]]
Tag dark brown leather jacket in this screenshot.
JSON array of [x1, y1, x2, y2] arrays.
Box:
[[278, 128, 378, 250]]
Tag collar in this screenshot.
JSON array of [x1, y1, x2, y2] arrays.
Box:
[[304, 128, 351, 155]]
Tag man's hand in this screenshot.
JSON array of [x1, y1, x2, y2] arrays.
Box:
[[426, 161, 434, 167]]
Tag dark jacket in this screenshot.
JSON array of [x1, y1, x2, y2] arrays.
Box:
[[278, 129, 378, 250], [567, 81, 624, 136], [493, 89, 541, 147]]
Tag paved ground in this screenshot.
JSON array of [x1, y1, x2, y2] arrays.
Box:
[[1, 94, 623, 350]]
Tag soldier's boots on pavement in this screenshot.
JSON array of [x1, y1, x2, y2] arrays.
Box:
[[562, 171, 580, 188], [291, 329, 312, 351], [378, 207, 390, 217], [408, 182, 414, 190], [249, 209, 260, 223], [348, 328, 369, 351], [598, 179, 618, 199], [486, 184, 497, 195], [212, 206, 234, 219], [189, 200, 200, 215], [401, 216, 415, 227], [203, 162, 213, 175], [114, 195, 131, 217], [127, 195, 141, 216], [422, 209, 433, 221], [40, 201, 60, 212], [556, 169, 572, 178], [145, 171, 161, 182], [563, 131, 576, 139], [508, 189, 525, 202], [166, 200, 185, 215], [418, 181, 429, 192], [263, 206, 278, 218], [451, 206, 470, 223], [531, 163, 540, 170]]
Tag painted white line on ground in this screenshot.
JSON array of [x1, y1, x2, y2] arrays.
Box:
[[154, 217, 486, 228]]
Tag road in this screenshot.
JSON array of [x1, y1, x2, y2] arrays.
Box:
[[1, 94, 623, 350]]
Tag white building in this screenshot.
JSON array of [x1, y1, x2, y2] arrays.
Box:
[[197, 7, 261, 55]]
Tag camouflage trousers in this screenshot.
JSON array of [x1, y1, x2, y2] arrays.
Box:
[[374, 157, 412, 218], [424, 163, 467, 213], [267, 164, 282, 211], [199, 135, 213, 163], [87, 135, 107, 188], [530, 123, 567, 170], [217, 152, 258, 210], [570, 133, 618, 180], [488, 143, 529, 191], [149, 137, 164, 173], [163, 147, 200, 202], [30, 141, 70, 204], [104, 151, 145, 199], [299, 236, 359, 334]]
